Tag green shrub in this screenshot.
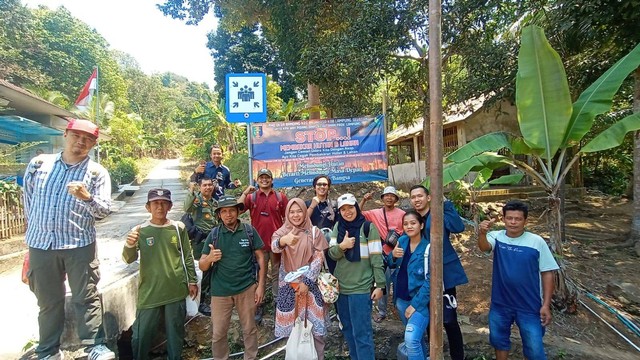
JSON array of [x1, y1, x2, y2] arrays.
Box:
[[105, 157, 139, 191], [224, 151, 249, 195]]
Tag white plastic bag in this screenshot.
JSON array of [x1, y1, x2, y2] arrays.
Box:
[[285, 317, 317, 360], [185, 260, 203, 317]]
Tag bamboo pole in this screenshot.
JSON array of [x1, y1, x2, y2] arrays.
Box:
[[428, 0, 445, 359]]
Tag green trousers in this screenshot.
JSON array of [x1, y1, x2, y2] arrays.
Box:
[[132, 300, 186, 360]]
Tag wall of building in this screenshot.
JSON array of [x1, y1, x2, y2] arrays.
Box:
[[463, 99, 520, 141], [388, 161, 426, 188]]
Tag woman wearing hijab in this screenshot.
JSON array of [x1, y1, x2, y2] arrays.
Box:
[[272, 198, 328, 359], [328, 193, 386, 360]]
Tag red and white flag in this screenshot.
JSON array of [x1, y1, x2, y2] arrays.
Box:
[[74, 69, 97, 109]]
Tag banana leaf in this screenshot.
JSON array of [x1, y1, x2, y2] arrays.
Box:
[[563, 43, 640, 146], [516, 26, 572, 160], [443, 153, 514, 186], [446, 132, 512, 163], [488, 173, 525, 185], [581, 113, 640, 153]]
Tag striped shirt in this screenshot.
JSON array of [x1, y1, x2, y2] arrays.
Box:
[[23, 153, 111, 250]]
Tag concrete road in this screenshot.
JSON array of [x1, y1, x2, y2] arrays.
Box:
[[0, 159, 188, 360]]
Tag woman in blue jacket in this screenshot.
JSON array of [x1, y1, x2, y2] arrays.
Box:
[[387, 210, 430, 360]]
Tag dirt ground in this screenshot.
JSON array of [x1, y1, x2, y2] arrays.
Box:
[[454, 192, 640, 359], [9, 182, 639, 359]]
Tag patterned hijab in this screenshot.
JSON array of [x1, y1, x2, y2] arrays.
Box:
[[273, 198, 328, 272]]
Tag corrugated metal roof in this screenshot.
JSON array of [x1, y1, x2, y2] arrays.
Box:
[[0, 115, 63, 144], [387, 94, 492, 145]]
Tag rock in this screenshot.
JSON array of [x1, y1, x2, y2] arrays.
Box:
[[606, 282, 640, 305]]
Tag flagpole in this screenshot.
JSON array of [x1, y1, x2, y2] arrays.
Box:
[[95, 65, 101, 163]]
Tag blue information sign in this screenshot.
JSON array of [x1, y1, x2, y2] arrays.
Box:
[[225, 73, 267, 123]]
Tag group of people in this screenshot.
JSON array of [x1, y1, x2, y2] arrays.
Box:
[[22, 122, 559, 360]]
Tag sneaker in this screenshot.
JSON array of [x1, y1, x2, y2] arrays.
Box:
[[255, 304, 264, 323], [88, 344, 115, 360], [42, 350, 64, 360], [198, 302, 211, 316]]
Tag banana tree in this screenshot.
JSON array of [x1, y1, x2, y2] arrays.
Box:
[[444, 26, 640, 312]]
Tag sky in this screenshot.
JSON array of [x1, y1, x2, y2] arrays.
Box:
[[25, 0, 218, 88]]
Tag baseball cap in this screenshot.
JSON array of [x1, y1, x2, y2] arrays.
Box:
[[66, 119, 99, 138], [147, 188, 172, 203], [257, 168, 273, 178], [381, 186, 399, 199], [337, 193, 357, 209], [215, 194, 245, 213]]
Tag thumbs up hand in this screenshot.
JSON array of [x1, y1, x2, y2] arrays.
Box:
[[340, 230, 356, 251], [392, 243, 404, 259], [283, 231, 300, 247], [206, 243, 223, 263], [479, 218, 496, 234], [125, 225, 140, 248]]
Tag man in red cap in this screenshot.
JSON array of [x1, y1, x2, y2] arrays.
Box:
[[23, 118, 115, 360]]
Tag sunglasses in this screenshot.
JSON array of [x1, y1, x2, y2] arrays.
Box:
[[316, 183, 329, 187]]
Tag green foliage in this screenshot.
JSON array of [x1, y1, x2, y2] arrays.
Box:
[[0, 180, 23, 204], [582, 110, 634, 196], [447, 181, 469, 218], [104, 157, 139, 190], [224, 151, 249, 196]]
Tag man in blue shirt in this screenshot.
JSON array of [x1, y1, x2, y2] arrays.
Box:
[[478, 200, 559, 360], [23, 119, 115, 360], [190, 144, 241, 198], [410, 184, 467, 360]]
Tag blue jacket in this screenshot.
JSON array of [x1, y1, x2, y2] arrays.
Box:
[[421, 200, 468, 289], [387, 235, 431, 318]]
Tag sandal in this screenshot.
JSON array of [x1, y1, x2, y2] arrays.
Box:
[[373, 313, 386, 323]]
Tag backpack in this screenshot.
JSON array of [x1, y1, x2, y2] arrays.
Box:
[[201, 223, 260, 295], [250, 190, 285, 212], [363, 221, 371, 240]]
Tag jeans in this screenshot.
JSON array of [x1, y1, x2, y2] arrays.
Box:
[[489, 305, 547, 360], [375, 267, 393, 316], [396, 298, 429, 360], [337, 293, 375, 360]]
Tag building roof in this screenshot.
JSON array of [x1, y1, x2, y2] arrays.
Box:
[[0, 80, 110, 141], [387, 94, 492, 145], [0, 79, 77, 119]]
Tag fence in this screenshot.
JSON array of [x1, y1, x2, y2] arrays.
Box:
[[0, 189, 25, 239]]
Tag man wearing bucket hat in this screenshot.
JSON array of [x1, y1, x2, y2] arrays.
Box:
[[23, 118, 115, 360], [360, 185, 405, 323], [199, 195, 266, 360], [238, 168, 288, 322]]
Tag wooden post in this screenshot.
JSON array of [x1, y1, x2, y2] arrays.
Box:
[[428, 0, 445, 359]]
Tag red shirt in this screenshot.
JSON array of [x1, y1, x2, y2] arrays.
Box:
[[243, 189, 288, 250], [362, 207, 405, 255]]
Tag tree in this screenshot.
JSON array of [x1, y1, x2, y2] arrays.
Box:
[[443, 26, 640, 311], [542, 0, 640, 255]]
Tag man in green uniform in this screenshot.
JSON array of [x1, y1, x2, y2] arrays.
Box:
[[124, 188, 198, 360], [199, 195, 266, 360], [183, 177, 217, 315]]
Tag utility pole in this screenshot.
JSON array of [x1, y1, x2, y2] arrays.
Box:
[[428, 0, 445, 359]]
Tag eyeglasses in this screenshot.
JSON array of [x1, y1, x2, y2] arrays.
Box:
[[316, 183, 329, 187]]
